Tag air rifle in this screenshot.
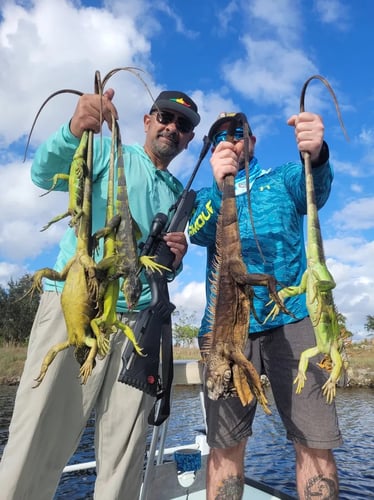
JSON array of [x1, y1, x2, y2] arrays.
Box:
[[118, 135, 211, 426]]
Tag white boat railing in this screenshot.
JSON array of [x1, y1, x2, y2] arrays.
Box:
[[60, 360, 295, 499], [62, 360, 204, 475]]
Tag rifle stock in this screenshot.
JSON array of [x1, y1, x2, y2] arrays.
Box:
[[119, 272, 175, 397]]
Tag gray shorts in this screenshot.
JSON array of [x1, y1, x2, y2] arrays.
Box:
[[201, 317, 343, 449]]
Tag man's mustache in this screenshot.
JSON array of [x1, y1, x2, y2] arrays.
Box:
[[158, 131, 178, 145]]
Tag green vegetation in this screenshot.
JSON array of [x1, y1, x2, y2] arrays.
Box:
[[0, 345, 29, 384], [173, 345, 200, 360], [346, 341, 374, 371], [172, 310, 199, 347], [0, 274, 40, 346], [0, 344, 201, 383], [1, 342, 374, 386]]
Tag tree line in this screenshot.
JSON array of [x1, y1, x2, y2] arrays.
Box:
[[0, 273, 198, 347], [2, 273, 373, 347], [0, 274, 40, 345]]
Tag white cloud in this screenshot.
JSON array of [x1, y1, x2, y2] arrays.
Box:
[[350, 183, 363, 194], [0, 261, 28, 287], [0, 159, 67, 260], [154, 1, 199, 39], [314, 0, 350, 29], [330, 157, 364, 178], [358, 127, 374, 146], [170, 279, 206, 324], [330, 198, 374, 231], [222, 37, 318, 117], [249, 0, 302, 42], [0, 0, 154, 147], [326, 237, 374, 339], [216, 0, 240, 33]]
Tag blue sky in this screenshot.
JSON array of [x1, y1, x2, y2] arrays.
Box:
[[0, 0, 373, 341]]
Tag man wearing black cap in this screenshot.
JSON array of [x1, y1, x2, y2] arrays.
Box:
[[189, 111, 341, 499], [0, 88, 200, 500]]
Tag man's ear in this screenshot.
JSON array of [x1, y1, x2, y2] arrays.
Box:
[[144, 114, 151, 132], [185, 131, 195, 149]]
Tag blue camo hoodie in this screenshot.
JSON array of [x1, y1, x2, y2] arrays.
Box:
[[188, 154, 333, 336], [31, 122, 184, 312]]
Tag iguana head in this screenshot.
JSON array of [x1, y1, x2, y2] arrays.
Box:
[[205, 355, 233, 400], [122, 275, 142, 310]]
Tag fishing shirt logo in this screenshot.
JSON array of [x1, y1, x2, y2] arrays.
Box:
[[188, 199, 214, 236]]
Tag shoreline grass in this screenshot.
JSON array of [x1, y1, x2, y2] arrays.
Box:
[[1, 341, 373, 385]]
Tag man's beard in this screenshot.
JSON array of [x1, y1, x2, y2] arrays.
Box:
[[153, 132, 179, 160], [238, 157, 245, 171], [238, 152, 253, 171]]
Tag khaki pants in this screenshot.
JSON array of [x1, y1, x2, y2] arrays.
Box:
[[0, 291, 153, 500]]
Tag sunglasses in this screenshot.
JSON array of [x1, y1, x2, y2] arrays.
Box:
[[151, 110, 194, 134], [212, 127, 245, 147]]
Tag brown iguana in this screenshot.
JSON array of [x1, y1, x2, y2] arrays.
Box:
[[203, 115, 292, 414]]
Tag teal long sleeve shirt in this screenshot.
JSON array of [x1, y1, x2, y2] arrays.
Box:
[[31, 122, 184, 312], [188, 153, 333, 336]]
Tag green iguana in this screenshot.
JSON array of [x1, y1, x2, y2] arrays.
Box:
[[91, 68, 169, 355], [91, 116, 154, 356], [32, 128, 100, 386], [266, 75, 348, 403]]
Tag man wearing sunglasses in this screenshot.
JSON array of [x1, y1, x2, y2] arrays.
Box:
[[189, 111, 342, 500], [0, 89, 200, 500]]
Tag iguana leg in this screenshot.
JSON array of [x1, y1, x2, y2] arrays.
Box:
[[79, 337, 98, 384], [231, 350, 271, 415], [139, 255, 170, 274], [114, 319, 144, 356], [41, 211, 71, 232], [322, 342, 343, 404], [90, 317, 111, 356], [293, 345, 320, 394], [31, 268, 65, 294], [33, 340, 70, 387], [91, 278, 144, 357], [231, 363, 255, 407], [68, 209, 84, 229], [40, 173, 70, 197], [234, 269, 294, 319], [90, 280, 118, 356], [264, 271, 308, 323], [40, 173, 83, 231], [309, 263, 336, 293]]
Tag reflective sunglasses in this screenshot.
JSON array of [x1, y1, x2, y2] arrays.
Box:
[[212, 127, 245, 147], [151, 110, 194, 133]]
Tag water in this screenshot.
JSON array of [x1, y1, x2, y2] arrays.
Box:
[[1, 385, 373, 499]]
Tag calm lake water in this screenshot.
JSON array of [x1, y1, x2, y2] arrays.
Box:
[[0, 384, 373, 499]]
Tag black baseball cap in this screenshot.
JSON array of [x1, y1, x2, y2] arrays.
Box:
[[150, 90, 200, 127], [208, 112, 252, 141]]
